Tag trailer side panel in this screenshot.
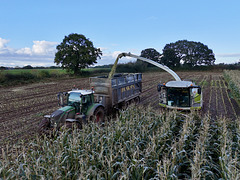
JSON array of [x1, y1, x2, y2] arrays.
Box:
[[90, 73, 142, 110]]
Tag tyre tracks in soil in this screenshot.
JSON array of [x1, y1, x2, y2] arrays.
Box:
[[0, 97, 57, 123]]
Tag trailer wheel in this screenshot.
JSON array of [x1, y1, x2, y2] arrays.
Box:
[[93, 107, 105, 123], [130, 99, 135, 105], [122, 101, 128, 110], [38, 118, 50, 135], [134, 96, 140, 105]]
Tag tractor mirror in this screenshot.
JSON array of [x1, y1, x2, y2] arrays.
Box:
[[198, 88, 201, 94], [58, 92, 65, 107]]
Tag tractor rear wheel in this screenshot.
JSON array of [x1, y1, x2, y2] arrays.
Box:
[[93, 107, 105, 123], [38, 118, 50, 135]]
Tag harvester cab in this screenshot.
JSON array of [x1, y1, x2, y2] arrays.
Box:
[[158, 81, 202, 110]]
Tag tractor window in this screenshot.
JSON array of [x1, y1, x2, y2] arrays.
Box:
[[68, 92, 81, 105], [82, 95, 91, 104], [81, 95, 93, 114], [167, 88, 190, 107]]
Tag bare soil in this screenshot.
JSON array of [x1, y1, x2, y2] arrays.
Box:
[[0, 71, 240, 150]]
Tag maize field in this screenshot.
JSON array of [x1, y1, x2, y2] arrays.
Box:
[[223, 70, 240, 103], [0, 71, 240, 179]]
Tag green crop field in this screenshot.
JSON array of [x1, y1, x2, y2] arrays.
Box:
[[1, 68, 67, 75], [2, 68, 110, 75], [0, 71, 240, 179], [224, 70, 240, 105], [1, 106, 240, 179], [0, 68, 111, 87]]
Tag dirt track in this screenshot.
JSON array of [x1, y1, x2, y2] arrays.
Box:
[[0, 71, 239, 149]]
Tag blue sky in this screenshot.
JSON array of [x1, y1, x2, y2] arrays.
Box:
[[0, 0, 240, 67]]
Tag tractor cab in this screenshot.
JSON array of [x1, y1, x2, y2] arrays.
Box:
[[58, 89, 95, 114], [158, 81, 202, 110], [42, 89, 95, 128]]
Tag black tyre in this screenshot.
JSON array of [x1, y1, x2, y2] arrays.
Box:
[[134, 96, 140, 105], [38, 118, 50, 135], [93, 107, 105, 123], [122, 101, 130, 110]]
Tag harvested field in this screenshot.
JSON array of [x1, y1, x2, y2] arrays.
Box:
[[0, 71, 240, 149]]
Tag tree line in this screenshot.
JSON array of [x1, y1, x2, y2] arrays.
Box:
[[140, 40, 215, 68], [2, 33, 237, 74], [54, 33, 218, 74]]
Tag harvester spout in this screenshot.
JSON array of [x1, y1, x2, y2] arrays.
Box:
[[108, 52, 181, 81]]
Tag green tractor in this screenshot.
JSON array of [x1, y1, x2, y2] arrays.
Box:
[[39, 89, 105, 133], [39, 72, 142, 133]]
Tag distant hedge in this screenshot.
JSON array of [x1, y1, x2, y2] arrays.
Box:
[[0, 68, 112, 87], [0, 70, 67, 87]]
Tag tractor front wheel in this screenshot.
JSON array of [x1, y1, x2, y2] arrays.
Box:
[[38, 118, 50, 135]]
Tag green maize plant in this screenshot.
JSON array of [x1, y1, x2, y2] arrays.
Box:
[[1, 105, 240, 179], [223, 70, 240, 104]]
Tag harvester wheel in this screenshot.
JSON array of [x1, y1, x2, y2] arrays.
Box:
[[38, 118, 50, 135], [93, 107, 105, 123]]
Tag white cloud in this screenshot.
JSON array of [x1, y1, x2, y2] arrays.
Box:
[[96, 50, 140, 65], [0, 37, 58, 67], [0, 38, 141, 67], [0, 37, 9, 49], [32, 40, 58, 55], [0, 37, 14, 55], [215, 53, 240, 64], [14, 40, 58, 56], [110, 51, 122, 58], [16, 47, 32, 55]]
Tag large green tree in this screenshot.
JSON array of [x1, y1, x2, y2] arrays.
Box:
[[138, 48, 161, 67], [55, 33, 102, 74], [160, 48, 181, 68], [140, 48, 161, 62], [162, 40, 215, 67]]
